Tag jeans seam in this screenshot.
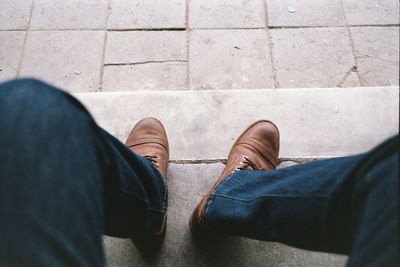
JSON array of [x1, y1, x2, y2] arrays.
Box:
[[160, 176, 168, 213], [204, 195, 214, 216], [211, 193, 330, 202], [203, 172, 240, 216], [204, 172, 237, 216]]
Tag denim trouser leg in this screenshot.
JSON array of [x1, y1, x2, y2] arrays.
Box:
[[0, 79, 167, 266], [205, 136, 399, 267]]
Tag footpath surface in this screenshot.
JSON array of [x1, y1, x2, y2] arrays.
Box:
[[75, 86, 398, 267], [1, 0, 399, 266], [0, 0, 399, 90]]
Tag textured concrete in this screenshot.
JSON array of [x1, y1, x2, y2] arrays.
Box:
[[30, 0, 108, 29], [271, 28, 359, 88], [190, 30, 274, 90], [75, 87, 399, 160], [0, 31, 25, 82], [351, 27, 399, 86], [104, 163, 348, 267], [267, 0, 346, 26], [1, 0, 399, 91], [189, 0, 265, 28], [108, 0, 185, 29], [19, 31, 105, 93], [105, 31, 187, 64], [0, 0, 32, 30], [343, 0, 400, 25], [102, 63, 187, 91]]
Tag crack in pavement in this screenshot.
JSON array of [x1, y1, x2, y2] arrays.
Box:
[[104, 60, 187, 66]]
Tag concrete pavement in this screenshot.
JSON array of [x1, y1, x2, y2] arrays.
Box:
[[1, 0, 399, 266], [1, 0, 399, 91]]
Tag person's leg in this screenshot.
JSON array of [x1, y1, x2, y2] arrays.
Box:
[[347, 145, 398, 267], [191, 120, 398, 266], [0, 79, 167, 266]]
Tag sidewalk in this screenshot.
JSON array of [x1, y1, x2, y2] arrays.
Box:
[[0, 0, 399, 91], [0, 1, 399, 267]]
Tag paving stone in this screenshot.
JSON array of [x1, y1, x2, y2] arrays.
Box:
[[343, 0, 399, 25], [105, 31, 187, 64], [74, 87, 399, 160], [267, 0, 346, 26], [30, 0, 108, 30], [19, 31, 105, 93], [277, 161, 300, 168], [190, 30, 274, 90], [0, 0, 32, 30], [189, 0, 265, 28], [351, 27, 399, 86], [104, 163, 348, 267], [102, 63, 187, 91], [108, 0, 185, 29], [0, 31, 25, 82], [271, 28, 358, 88]]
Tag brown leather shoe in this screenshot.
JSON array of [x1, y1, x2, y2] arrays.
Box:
[[189, 120, 280, 239], [125, 117, 169, 255], [126, 117, 169, 177]]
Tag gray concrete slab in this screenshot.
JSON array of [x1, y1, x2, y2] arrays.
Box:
[[30, 0, 108, 30], [343, 0, 400, 25], [108, 0, 185, 29], [74, 87, 399, 160], [189, 0, 265, 29], [271, 28, 359, 88], [267, 0, 346, 27], [189, 30, 274, 90], [102, 63, 187, 91], [105, 31, 187, 64], [351, 27, 399, 86], [104, 163, 348, 267], [0, 0, 32, 30], [0, 31, 25, 82], [19, 31, 105, 93]]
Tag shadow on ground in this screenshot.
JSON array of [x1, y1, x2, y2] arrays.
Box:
[[104, 163, 347, 267]]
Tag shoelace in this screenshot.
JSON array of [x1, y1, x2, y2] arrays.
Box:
[[233, 156, 262, 173], [144, 154, 160, 168]]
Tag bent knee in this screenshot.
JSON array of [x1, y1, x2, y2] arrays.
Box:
[[0, 78, 89, 125], [0, 78, 64, 100]]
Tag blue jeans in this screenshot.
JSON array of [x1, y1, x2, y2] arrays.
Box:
[[205, 134, 399, 266], [0, 79, 167, 266], [0, 79, 398, 266]]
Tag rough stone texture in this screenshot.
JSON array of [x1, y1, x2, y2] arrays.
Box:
[[105, 31, 187, 64], [190, 30, 274, 90], [102, 63, 187, 91], [277, 161, 300, 168], [271, 28, 358, 88], [0, 0, 32, 30], [343, 0, 400, 25], [104, 163, 348, 267], [189, 0, 265, 28], [267, 0, 346, 26], [0, 31, 25, 82], [30, 0, 108, 30], [19, 31, 105, 93], [351, 27, 399, 86], [1, 0, 399, 92], [108, 0, 185, 29], [75, 87, 399, 160]]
